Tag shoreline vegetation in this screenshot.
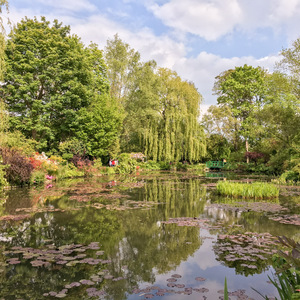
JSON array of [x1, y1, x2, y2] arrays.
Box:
[[216, 181, 279, 199]]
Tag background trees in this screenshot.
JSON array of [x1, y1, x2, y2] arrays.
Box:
[[104, 36, 206, 162], [213, 65, 266, 161]]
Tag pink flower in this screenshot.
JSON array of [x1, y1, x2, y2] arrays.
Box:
[[46, 175, 53, 180]]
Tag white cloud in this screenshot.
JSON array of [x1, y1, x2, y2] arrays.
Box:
[[148, 0, 300, 43], [6, 1, 283, 107], [149, 0, 243, 41], [173, 52, 280, 105]]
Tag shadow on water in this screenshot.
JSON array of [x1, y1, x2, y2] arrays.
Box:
[[0, 171, 298, 299]]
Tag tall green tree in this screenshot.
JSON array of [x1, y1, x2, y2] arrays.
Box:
[[256, 72, 300, 173], [2, 17, 121, 157], [202, 104, 241, 151], [104, 34, 141, 105], [105, 36, 206, 162], [213, 64, 266, 159], [127, 66, 206, 162]]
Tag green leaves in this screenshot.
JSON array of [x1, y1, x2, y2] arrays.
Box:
[[2, 17, 121, 157]]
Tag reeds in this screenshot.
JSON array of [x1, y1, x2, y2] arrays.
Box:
[[216, 181, 279, 199]]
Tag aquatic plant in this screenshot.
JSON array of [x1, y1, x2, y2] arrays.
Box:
[[254, 236, 300, 300], [224, 277, 229, 300], [216, 181, 279, 199]]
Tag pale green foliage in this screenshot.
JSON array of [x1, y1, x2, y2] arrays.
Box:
[[202, 104, 241, 151], [105, 34, 141, 104], [0, 99, 8, 133], [216, 181, 279, 199], [0, 0, 9, 81], [105, 36, 206, 162]]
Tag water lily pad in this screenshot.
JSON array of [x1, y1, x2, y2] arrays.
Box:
[[171, 274, 182, 278], [79, 279, 94, 285], [55, 293, 66, 298], [166, 278, 177, 282], [195, 277, 206, 281]]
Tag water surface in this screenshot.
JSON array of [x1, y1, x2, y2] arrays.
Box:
[[0, 171, 299, 299]]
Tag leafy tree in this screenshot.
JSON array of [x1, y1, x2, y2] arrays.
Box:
[[257, 78, 300, 173], [3, 17, 92, 149], [2, 17, 121, 157], [105, 36, 206, 162], [213, 64, 266, 160], [0, 0, 9, 81], [104, 34, 141, 105], [205, 134, 231, 161], [202, 105, 241, 151]]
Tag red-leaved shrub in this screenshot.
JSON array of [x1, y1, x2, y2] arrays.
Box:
[[0, 147, 34, 186]]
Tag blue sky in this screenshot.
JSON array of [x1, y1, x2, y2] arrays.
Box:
[[4, 0, 300, 111]]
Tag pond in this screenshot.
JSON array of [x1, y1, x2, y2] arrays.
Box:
[[0, 171, 299, 300]]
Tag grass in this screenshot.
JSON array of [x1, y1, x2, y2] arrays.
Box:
[[216, 181, 279, 199]]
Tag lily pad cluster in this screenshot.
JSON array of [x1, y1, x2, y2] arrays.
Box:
[[90, 200, 160, 211], [2, 242, 127, 298], [161, 217, 211, 229], [269, 214, 300, 226], [214, 232, 278, 275], [131, 274, 210, 299], [208, 202, 288, 214]]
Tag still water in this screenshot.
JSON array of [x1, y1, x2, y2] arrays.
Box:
[[0, 171, 299, 299]]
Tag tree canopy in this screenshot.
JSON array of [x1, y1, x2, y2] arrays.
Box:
[[2, 17, 121, 157]]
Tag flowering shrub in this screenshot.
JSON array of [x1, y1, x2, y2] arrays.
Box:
[[29, 152, 61, 175], [71, 155, 94, 177]]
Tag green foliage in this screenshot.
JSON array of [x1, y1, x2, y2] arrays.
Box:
[[254, 236, 300, 300], [114, 153, 137, 174], [0, 0, 9, 81], [202, 105, 241, 150], [105, 36, 206, 163], [224, 277, 229, 300], [30, 169, 46, 185], [74, 94, 123, 158], [205, 134, 231, 161], [2, 17, 118, 157], [216, 181, 279, 199], [142, 160, 162, 170], [56, 163, 84, 180], [58, 138, 86, 160]]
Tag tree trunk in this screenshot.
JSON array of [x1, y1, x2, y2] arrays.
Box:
[[246, 139, 249, 163]]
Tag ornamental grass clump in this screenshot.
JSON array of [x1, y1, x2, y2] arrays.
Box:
[[216, 181, 279, 199]]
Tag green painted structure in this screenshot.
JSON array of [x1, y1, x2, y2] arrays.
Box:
[[205, 161, 226, 169]]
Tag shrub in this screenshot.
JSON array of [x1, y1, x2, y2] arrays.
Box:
[[176, 162, 188, 171], [30, 170, 46, 185], [0, 157, 8, 189], [143, 160, 161, 170], [0, 147, 34, 186], [159, 161, 171, 170], [115, 153, 138, 174], [56, 163, 84, 180]]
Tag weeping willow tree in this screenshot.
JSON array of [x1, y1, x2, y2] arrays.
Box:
[[105, 35, 206, 162], [127, 66, 206, 162]]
